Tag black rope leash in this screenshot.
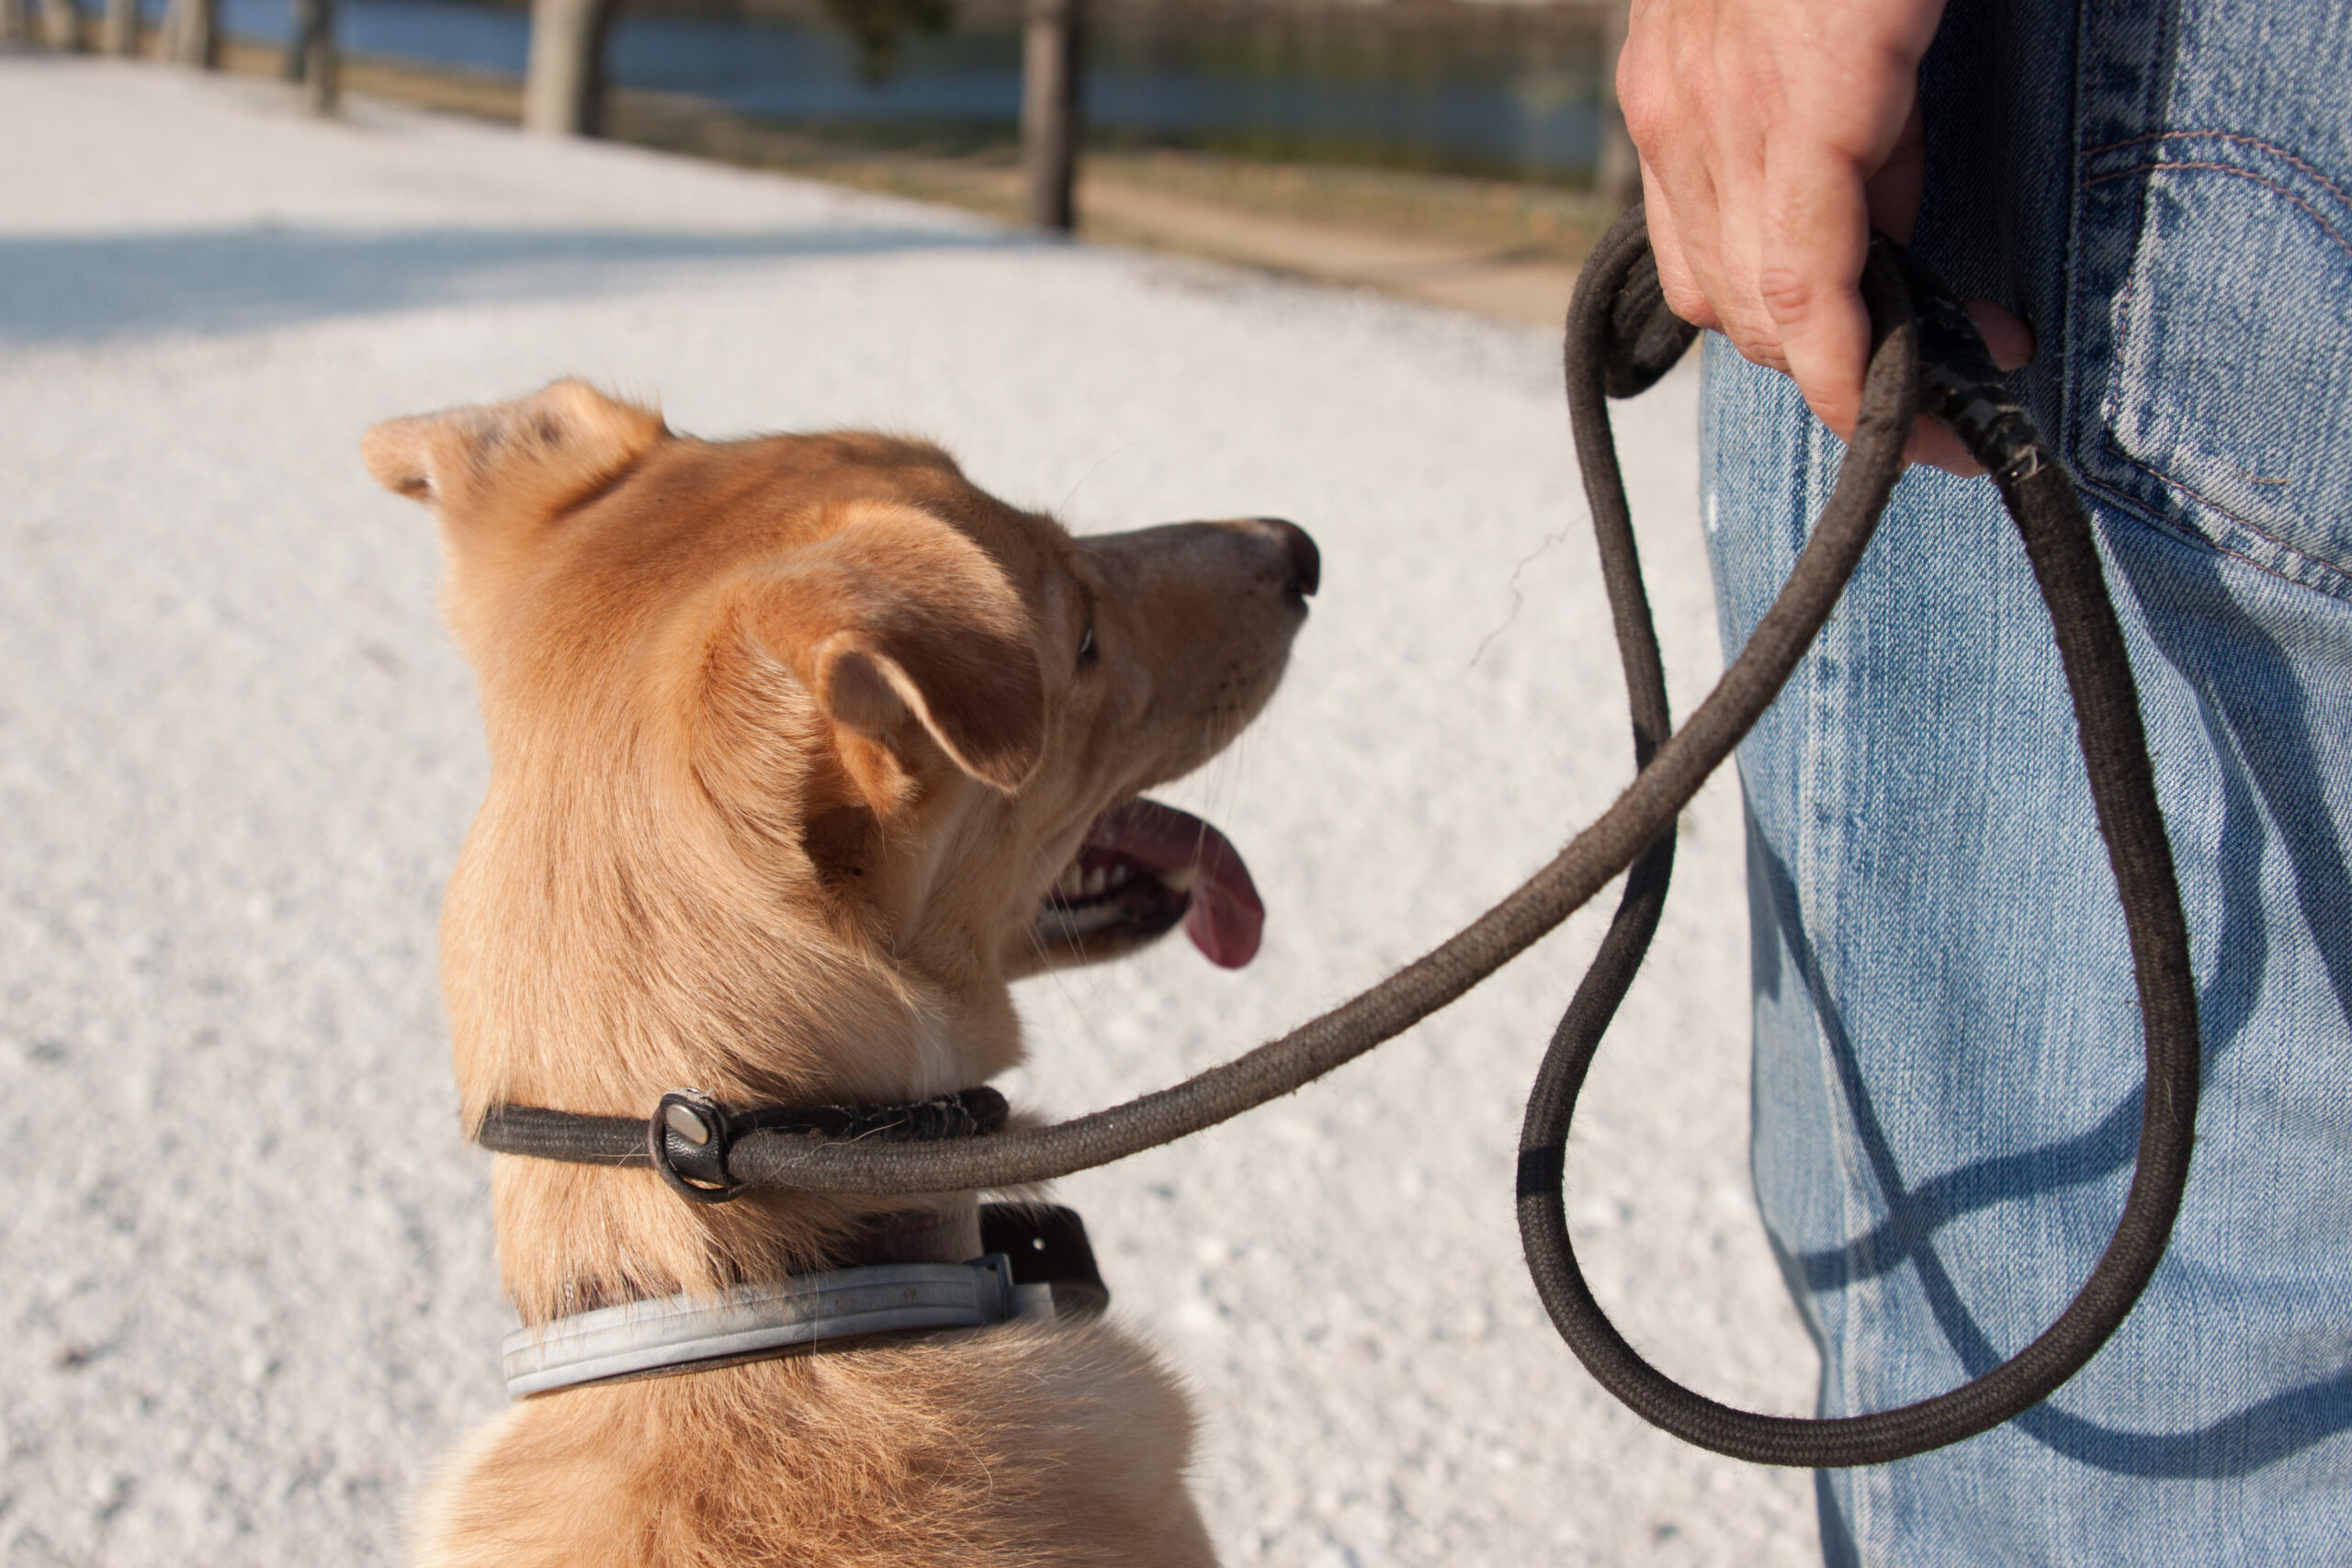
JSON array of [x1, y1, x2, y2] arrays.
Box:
[[516, 277, 1932, 1199], [1514, 209, 2199, 1465], [473, 208, 2198, 1463]]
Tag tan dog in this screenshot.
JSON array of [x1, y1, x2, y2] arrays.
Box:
[[363, 380, 1316, 1566]]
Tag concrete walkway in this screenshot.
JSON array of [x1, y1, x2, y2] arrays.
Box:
[[0, 55, 1819, 1567]]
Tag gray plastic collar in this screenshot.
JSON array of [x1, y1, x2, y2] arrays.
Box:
[[503, 1255, 1037, 1399]]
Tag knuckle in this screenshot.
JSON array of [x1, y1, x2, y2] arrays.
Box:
[[1757, 265, 1817, 323], [1659, 281, 1715, 329], [1651, 261, 1716, 329], [1721, 311, 1789, 370], [1617, 83, 1671, 155]]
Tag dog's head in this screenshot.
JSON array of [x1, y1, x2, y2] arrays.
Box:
[[367, 381, 1314, 1123]]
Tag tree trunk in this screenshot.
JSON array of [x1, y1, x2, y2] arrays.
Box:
[[1594, 0, 1641, 213], [38, 0, 82, 50], [1021, 0, 1082, 231], [166, 0, 219, 67], [99, 0, 136, 54], [524, 0, 619, 137], [0, 0, 28, 47], [283, 0, 338, 112]]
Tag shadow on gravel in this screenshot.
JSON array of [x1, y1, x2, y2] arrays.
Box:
[[0, 221, 1030, 344]]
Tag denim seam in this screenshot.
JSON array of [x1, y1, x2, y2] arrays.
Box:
[[2093, 263, 2140, 490], [1795, 412, 1880, 1461], [2075, 163, 2352, 258], [2096, 439, 2352, 595], [2057, 0, 2095, 503], [2074, 150, 2352, 597], [2144, 0, 2174, 154], [2077, 131, 2352, 211], [2075, 468, 2352, 602]]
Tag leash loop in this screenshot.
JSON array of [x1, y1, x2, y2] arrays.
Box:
[[1514, 208, 2200, 1466]]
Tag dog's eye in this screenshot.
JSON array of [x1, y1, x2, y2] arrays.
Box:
[[1076, 620, 1097, 670]]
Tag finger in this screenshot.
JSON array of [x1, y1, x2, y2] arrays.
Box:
[[1641, 167, 1721, 331], [1660, 160, 1744, 344], [1757, 145, 1874, 440], [1863, 102, 1928, 243], [1965, 299, 2036, 371], [1904, 303, 2036, 475], [1619, 14, 1722, 333], [1905, 415, 1984, 478], [1690, 21, 1782, 370]]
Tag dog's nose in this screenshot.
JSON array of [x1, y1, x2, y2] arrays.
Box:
[[1256, 517, 1319, 600]]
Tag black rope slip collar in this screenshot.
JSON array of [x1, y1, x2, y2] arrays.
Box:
[[478, 1088, 1009, 1204], [469, 208, 2199, 1466]]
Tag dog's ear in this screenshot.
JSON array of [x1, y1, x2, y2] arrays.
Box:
[[732, 507, 1046, 797], [361, 380, 665, 525]]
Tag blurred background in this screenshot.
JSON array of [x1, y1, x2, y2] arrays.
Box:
[[0, 0, 1642, 321]]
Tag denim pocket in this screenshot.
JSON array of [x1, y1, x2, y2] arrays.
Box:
[[2069, 131, 2352, 598]]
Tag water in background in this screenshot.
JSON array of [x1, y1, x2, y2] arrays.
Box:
[[209, 0, 1607, 183]]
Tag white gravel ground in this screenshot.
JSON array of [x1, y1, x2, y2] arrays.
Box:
[[0, 55, 1823, 1567]]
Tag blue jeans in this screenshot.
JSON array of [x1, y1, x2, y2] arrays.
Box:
[[1698, 0, 2352, 1561]]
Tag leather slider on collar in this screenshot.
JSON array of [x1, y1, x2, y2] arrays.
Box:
[[650, 1089, 745, 1203], [980, 1203, 1110, 1319]]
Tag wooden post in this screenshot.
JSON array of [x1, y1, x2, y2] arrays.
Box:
[[283, 0, 338, 112], [524, 0, 619, 136], [99, 0, 136, 54], [1594, 0, 1641, 213], [37, 0, 82, 50], [1021, 0, 1082, 231], [165, 0, 219, 67], [304, 11, 337, 112]]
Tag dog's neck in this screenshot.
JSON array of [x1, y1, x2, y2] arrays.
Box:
[[834, 1199, 985, 1269], [492, 1134, 991, 1325], [529, 1193, 989, 1318], [453, 917, 1014, 1324], [444, 723, 1028, 1324]]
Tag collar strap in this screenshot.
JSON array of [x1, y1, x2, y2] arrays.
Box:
[[502, 1202, 1109, 1398], [503, 1256, 1028, 1398], [474, 1086, 1009, 1203]]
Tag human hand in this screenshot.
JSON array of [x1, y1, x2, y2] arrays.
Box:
[[1617, 0, 2036, 474]]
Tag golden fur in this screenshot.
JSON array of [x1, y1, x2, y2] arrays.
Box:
[[364, 380, 1311, 1565]]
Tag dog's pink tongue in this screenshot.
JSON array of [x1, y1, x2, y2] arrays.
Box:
[[1085, 798, 1265, 968]]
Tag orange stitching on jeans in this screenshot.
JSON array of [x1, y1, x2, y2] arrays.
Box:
[[2075, 468, 2352, 599], [2081, 166, 2352, 588], [2078, 130, 2352, 210], [2077, 163, 2352, 260], [2096, 439, 2352, 593]]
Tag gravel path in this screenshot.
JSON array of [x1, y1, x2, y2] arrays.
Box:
[[0, 56, 1820, 1567]]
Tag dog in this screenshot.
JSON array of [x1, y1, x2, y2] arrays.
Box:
[[362, 379, 1317, 1566]]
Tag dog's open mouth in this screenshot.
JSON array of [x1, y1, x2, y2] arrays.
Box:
[[1034, 798, 1265, 969]]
